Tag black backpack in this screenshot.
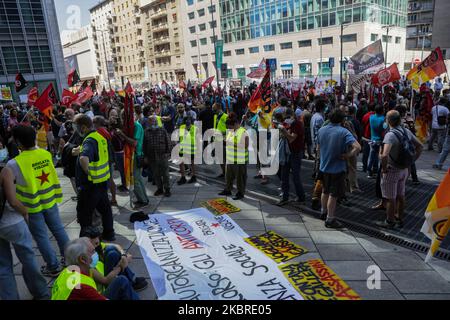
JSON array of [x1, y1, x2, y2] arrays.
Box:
[[389, 128, 416, 169]]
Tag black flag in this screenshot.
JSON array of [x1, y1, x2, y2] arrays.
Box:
[[15, 73, 27, 92]]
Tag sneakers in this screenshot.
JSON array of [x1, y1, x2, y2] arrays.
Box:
[[319, 212, 328, 221], [177, 177, 187, 185], [132, 277, 149, 292], [133, 201, 150, 210], [232, 193, 244, 200], [41, 265, 62, 278], [188, 176, 197, 184], [375, 219, 395, 229], [325, 219, 344, 229], [154, 189, 164, 197], [218, 190, 232, 196], [164, 190, 171, 197], [276, 199, 290, 207]]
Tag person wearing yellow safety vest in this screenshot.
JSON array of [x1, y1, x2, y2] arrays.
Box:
[[73, 115, 116, 242], [177, 116, 198, 185], [51, 238, 139, 300], [213, 103, 228, 178], [11, 125, 69, 278], [218, 113, 249, 200], [81, 226, 148, 293]]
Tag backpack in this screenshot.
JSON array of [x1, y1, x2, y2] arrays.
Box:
[[389, 128, 416, 169]]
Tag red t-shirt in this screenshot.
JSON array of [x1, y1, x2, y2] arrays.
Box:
[[362, 111, 375, 139], [67, 271, 107, 301], [289, 120, 305, 153]]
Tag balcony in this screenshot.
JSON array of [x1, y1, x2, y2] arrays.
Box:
[[151, 8, 167, 19], [154, 50, 171, 58], [154, 37, 170, 45], [152, 23, 169, 32]]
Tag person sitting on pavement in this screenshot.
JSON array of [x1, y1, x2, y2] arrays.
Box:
[[80, 226, 148, 293], [51, 238, 140, 300]]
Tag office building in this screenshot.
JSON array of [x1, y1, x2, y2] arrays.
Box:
[[432, 0, 450, 59]]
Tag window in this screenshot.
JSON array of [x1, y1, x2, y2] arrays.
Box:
[[318, 62, 331, 76], [237, 67, 246, 79], [188, 12, 195, 20], [200, 38, 207, 45], [189, 26, 196, 33], [341, 34, 357, 42], [187, 0, 194, 5], [371, 33, 379, 42], [208, 5, 216, 13], [224, 50, 231, 56], [280, 42, 292, 49], [227, 69, 233, 78], [190, 40, 197, 47], [395, 37, 401, 44], [199, 23, 206, 31], [249, 46, 259, 53], [382, 35, 392, 43], [263, 44, 275, 51], [235, 48, 245, 55], [299, 63, 312, 76], [298, 40, 312, 47], [209, 21, 217, 28], [198, 9, 205, 17], [318, 37, 333, 45]]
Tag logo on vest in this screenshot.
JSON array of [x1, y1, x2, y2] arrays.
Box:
[[36, 170, 50, 186]]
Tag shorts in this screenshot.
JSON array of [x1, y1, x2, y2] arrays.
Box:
[[322, 172, 346, 198], [381, 167, 408, 200]]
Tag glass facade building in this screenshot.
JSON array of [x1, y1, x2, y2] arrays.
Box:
[[0, 0, 65, 98], [220, 0, 408, 44]]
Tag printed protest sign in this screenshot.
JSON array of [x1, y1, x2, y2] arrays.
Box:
[[200, 198, 241, 216], [135, 208, 303, 300], [245, 231, 308, 263], [279, 259, 361, 300]]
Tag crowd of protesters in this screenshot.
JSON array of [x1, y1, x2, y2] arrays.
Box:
[[0, 74, 449, 300]]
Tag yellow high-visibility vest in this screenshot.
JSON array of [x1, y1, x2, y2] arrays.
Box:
[[156, 116, 163, 128], [226, 127, 249, 164], [214, 113, 228, 135], [80, 132, 110, 184], [179, 125, 197, 155], [15, 148, 63, 214], [51, 268, 98, 300]]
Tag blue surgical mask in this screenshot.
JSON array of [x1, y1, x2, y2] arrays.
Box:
[[0, 148, 8, 162], [90, 252, 99, 268]]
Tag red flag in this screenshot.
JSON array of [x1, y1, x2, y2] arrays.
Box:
[[179, 80, 186, 89], [248, 70, 271, 113], [202, 76, 215, 89], [68, 69, 80, 87], [15, 73, 28, 92], [74, 86, 94, 105], [109, 89, 116, 98], [27, 86, 39, 106], [61, 89, 76, 107], [124, 80, 134, 95], [247, 59, 267, 79], [34, 83, 56, 118], [78, 80, 88, 93], [371, 64, 401, 88]]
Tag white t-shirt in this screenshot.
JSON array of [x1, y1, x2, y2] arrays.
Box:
[[431, 105, 449, 129], [0, 160, 26, 229]]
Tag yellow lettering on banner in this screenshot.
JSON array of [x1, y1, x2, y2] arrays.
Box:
[[200, 199, 241, 216], [244, 231, 308, 263], [279, 260, 361, 300]]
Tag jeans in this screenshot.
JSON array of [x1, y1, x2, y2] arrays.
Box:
[[114, 152, 126, 187], [0, 221, 49, 300], [281, 152, 306, 201], [367, 142, 381, 175], [104, 246, 136, 283], [429, 128, 446, 152], [104, 275, 140, 300], [77, 183, 115, 238], [436, 135, 450, 166], [28, 204, 70, 271], [133, 159, 149, 204], [362, 140, 371, 172]]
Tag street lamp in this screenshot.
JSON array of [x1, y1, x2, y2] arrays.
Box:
[[382, 24, 395, 68], [94, 28, 112, 90], [340, 22, 350, 88]]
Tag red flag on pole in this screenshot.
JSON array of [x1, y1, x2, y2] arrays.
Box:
[[61, 89, 76, 107], [27, 86, 39, 106], [202, 76, 215, 89], [34, 83, 56, 118], [247, 59, 267, 79], [78, 80, 88, 94], [248, 70, 271, 113], [124, 80, 134, 95], [371, 64, 401, 88], [68, 69, 80, 87], [74, 86, 94, 105]]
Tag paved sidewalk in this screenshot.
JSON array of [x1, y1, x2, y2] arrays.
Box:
[[9, 162, 450, 300]]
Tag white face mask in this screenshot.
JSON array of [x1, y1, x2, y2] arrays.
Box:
[[0, 148, 8, 162]]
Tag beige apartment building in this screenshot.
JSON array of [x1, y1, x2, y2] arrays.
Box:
[[111, 0, 146, 86], [140, 0, 186, 84], [182, 0, 221, 82]]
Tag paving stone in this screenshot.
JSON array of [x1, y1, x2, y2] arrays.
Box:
[[415, 252, 450, 282], [285, 237, 318, 253], [287, 252, 323, 264], [237, 219, 266, 231], [156, 203, 193, 212], [227, 198, 261, 210], [316, 244, 372, 261], [324, 261, 388, 281], [261, 204, 298, 215], [369, 251, 432, 271], [309, 231, 358, 244], [301, 215, 330, 231], [244, 229, 267, 237], [385, 271, 450, 294], [263, 214, 302, 225], [139, 279, 158, 300], [226, 210, 263, 220], [404, 294, 450, 300], [265, 224, 309, 238], [345, 281, 404, 300], [160, 195, 197, 202], [356, 237, 411, 253], [129, 258, 151, 278]]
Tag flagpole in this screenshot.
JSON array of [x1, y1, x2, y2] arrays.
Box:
[[425, 218, 450, 263]]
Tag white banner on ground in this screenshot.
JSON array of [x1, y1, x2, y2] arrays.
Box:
[[135, 208, 303, 300]]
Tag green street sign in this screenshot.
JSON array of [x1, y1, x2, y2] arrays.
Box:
[[215, 40, 224, 71]]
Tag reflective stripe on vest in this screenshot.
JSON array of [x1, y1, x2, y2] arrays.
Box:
[[226, 127, 249, 164], [15, 148, 63, 214], [51, 268, 97, 300], [179, 125, 197, 155], [80, 132, 111, 184], [214, 113, 228, 135]]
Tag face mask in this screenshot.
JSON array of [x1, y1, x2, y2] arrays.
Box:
[[383, 122, 388, 130], [90, 252, 99, 268], [0, 149, 8, 162], [284, 119, 294, 126]]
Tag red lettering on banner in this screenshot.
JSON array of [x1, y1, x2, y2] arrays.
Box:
[[168, 218, 204, 249]]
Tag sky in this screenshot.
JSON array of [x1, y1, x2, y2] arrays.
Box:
[[55, 0, 98, 33]]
